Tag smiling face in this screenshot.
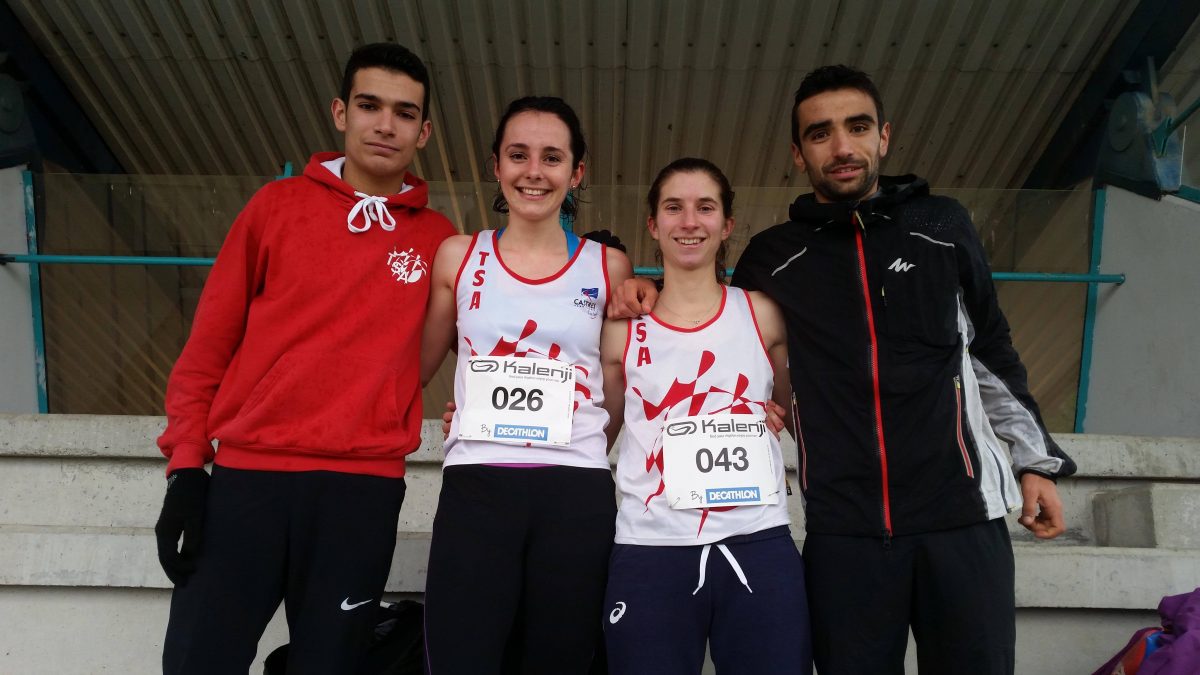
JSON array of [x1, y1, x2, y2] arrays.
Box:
[[493, 111, 585, 227], [791, 87, 891, 203], [648, 170, 734, 275], [332, 67, 432, 196]]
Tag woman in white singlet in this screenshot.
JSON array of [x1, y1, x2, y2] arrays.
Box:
[[420, 96, 632, 674], [599, 158, 812, 674]]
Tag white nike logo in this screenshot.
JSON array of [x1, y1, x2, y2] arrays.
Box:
[[340, 597, 373, 611], [609, 601, 627, 624]]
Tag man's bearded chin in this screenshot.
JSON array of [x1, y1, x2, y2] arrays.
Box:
[[812, 164, 879, 203]]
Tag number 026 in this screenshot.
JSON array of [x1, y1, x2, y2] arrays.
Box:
[[491, 386, 544, 412]]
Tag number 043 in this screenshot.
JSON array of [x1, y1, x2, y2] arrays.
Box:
[[695, 446, 749, 472]]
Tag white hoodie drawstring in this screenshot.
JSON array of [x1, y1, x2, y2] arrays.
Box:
[[691, 543, 753, 595], [346, 192, 396, 233]]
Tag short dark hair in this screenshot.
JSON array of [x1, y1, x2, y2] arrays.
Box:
[[339, 43, 431, 121], [646, 157, 734, 284], [490, 96, 588, 219], [791, 65, 885, 146]]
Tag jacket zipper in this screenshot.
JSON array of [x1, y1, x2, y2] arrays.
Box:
[[792, 391, 808, 492], [852, 210, 893, 541], [953, 375, 975, 478]]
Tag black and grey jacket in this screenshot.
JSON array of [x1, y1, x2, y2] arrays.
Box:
[[733, 175, 1076, 538]]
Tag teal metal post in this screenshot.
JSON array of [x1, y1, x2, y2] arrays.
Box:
[[22, 170, 48, 413], [631, 267, 1125, 283], [1075, 187, 1108, 433], [4, 254, 215, 266]]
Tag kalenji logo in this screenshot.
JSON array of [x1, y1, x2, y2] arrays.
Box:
[[387, 247, 428, 283], [888, 257, 915, 272], [470, 359, 500, 373], [665, 420, 698, 436]]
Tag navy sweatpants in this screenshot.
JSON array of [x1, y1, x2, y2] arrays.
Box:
[[162, 466, 406, 675], [603, 527, 812, 674], [803, 517, 1016, 675]]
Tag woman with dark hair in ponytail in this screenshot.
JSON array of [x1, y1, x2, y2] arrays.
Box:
[[600, 158, 812, 674], [420, 96, 632, 673]]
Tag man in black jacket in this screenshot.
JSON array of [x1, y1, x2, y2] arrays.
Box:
[[613, 65, 1074, 674]]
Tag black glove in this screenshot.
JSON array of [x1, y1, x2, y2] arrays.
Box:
[[154, 468, 210, 586], [581, 229, 627, 253]]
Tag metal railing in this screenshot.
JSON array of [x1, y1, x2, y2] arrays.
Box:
[[2, 171, 1133, 432]]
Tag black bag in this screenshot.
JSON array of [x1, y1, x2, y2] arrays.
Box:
[[263, 600, 425, 674]]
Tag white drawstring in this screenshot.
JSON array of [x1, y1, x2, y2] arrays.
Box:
[[692, 543, 753, 595], [346, 192, 396, 233], [717, 544, 753, 593], [692, 544, 712, 595]]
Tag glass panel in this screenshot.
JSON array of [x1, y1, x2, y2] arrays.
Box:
[[1181, 113, 1198, 189], [32, 174, 1091, 431]]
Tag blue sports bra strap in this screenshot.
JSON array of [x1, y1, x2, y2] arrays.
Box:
[[494, 227, 580, 257]]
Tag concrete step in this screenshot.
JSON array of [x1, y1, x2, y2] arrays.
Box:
[[6, 414, 1200, 545], [2, 413, 1198, 675], [3, 525, 1197, 613], [1093, 484, 1200, 548]]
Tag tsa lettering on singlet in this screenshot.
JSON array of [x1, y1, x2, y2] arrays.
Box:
[[661, 414, 778, 508], [459, 356, 576, 447]]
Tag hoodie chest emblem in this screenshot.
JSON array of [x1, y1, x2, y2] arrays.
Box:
[[387, 247, 428, 284]]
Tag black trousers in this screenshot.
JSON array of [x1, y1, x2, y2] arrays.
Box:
[[423, 464, 617, 675], [803, 518, 1015, 675], [162, 465, 406, 675]]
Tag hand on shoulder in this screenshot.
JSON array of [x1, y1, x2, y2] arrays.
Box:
[[608, 277, 658, 319]]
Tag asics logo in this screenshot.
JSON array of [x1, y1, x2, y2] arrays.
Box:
[[609, 601, 627, 624], [888, 257, 916, 272], [340, 597, 373, 611]]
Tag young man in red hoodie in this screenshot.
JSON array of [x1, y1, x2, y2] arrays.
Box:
[[154, 43, 456, 673]]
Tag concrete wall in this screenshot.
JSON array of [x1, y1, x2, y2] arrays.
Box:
[[2, 414, 1197, 674], [1085, 186, 1200, 436], [0, 165, 38, 413]]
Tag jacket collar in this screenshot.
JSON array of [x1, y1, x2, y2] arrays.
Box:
[[788, 174, 927, 226]]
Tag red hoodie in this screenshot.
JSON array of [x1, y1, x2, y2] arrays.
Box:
[[157, 152, 456, 477]]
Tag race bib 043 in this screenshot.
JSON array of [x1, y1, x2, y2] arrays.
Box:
[[661, 414, 778, 509], [458, 356, 576, 447]]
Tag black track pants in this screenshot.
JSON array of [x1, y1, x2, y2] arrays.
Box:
[[162, 466, 406, 674], [423, 464, 617, 675], [803, 518, 1015, 675]]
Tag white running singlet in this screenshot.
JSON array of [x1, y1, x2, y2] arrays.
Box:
[[615, 287, 790, 545], [443, 230, 612, 469]]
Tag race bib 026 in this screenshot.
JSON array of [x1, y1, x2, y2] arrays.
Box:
[[660, 414, 778, 509], [458, 356, 576, 447]]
